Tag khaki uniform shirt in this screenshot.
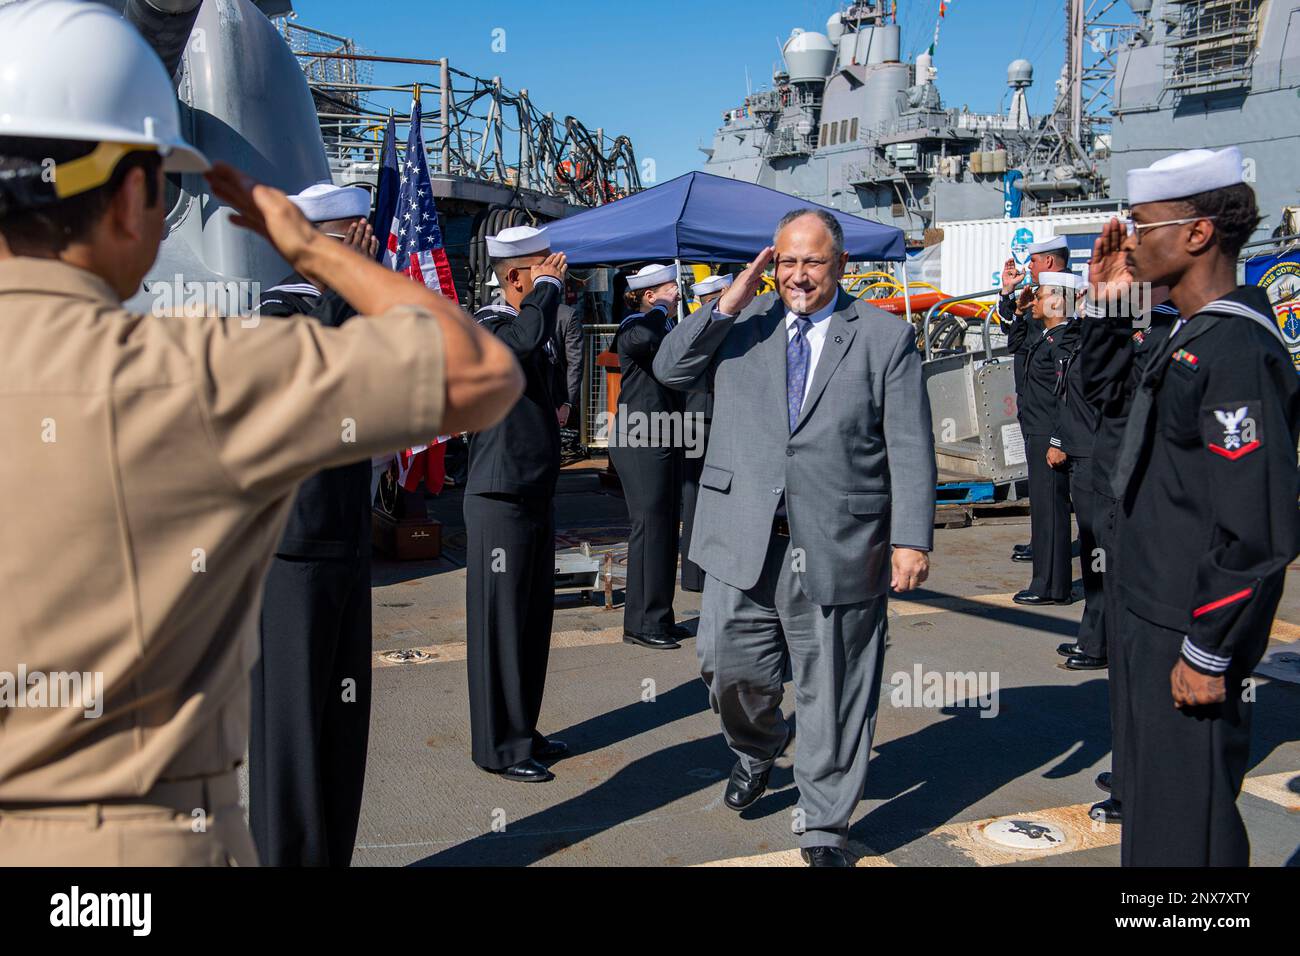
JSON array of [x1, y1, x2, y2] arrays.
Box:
[[0, 258, 445, 803]]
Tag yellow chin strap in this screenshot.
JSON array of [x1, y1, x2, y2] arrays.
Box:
[[52, 142, 160, 199]]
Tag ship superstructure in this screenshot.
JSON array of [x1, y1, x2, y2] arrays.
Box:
[[704, 0, 1300, 243]]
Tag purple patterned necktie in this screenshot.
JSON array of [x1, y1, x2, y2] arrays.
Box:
[[786, 314, 812, 432]]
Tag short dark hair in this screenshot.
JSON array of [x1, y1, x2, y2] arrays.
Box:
[[0, 136, 163, 255], [773, 207, 845, 259], [1181, 182, 1260, 259]]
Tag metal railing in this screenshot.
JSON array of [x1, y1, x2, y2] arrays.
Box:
[[277, 19, 642, 207], [580, 324, 619, 450], [923, 288, 1001, 361]]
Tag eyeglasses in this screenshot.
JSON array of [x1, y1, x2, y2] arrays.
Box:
[[1121, 215, 1217, 243]]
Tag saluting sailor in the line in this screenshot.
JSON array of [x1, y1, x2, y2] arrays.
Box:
[[465, 225, 571, 783], [1074, 288, 1181, 826], [249, 182, 382, 867], [679, 273, 732, 594], [1013, 272, 1080, 607], [1091, 146, 1300, 866], [998, 235, 1072, 565], [611, 263, 693, 649], [1043, 269, 1109, 669]]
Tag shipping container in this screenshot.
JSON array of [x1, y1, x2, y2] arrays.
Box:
[[935, 213, 1117, 299]]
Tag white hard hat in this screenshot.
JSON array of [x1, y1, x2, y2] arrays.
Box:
[[0, 0, 209, 194]]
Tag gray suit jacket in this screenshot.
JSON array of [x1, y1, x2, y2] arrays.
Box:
[[551, 303, 583, 412], [653, 289, 935, 605]]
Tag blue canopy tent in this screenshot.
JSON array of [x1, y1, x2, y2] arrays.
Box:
[[544, 170, 912, 323], [545, 170, 905, 265]]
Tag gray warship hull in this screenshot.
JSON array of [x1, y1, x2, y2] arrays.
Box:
[[704, 1, 1300, 246]]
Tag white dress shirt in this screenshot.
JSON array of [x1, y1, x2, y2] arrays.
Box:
[[785, 295, 838, 406]]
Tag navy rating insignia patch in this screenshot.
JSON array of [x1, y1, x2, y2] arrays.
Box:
[[1203, 402, 1260, 460]]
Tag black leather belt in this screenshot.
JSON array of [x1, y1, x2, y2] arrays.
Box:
[[773, 516, 791, 538]]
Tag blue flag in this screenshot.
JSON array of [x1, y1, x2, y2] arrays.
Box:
[[372, 113, 399, 261], [1244, 249, 1300, 374], [1003, 170, 1023, 219]]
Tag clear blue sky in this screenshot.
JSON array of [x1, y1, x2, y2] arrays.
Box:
[[293, 0, 1068, 182]]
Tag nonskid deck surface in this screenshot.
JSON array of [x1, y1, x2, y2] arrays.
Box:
[[344, 465, 1300, 867]]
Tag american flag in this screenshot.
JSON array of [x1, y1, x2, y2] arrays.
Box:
[[384, 100, 457, 301], [378, 100, 455, 494]]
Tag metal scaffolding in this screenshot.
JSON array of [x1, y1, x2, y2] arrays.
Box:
[[275, 16, 642, 207], [1165, 0, 1262, 95]]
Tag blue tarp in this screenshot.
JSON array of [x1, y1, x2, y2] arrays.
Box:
[[544, 171, 905, 265]]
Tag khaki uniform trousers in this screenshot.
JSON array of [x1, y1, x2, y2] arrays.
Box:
[[0, 771, 256, 866]]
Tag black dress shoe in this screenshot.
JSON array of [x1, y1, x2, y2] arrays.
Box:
[[1011, 547, 1033, 562], [800, 846, 852, 867], [1013, 590, 1069, 606], [723, 761, 770, 811], [492, 758, 554, 783], [1012, 542, 1031, 555], [533, 738, 570, 761], [1064, 652, 1108, 670], [1089, 797, 1122, 823], [1057, 641, 1081, 657], [623, 631, 680, 650], [1095, 771, 1111, 794]]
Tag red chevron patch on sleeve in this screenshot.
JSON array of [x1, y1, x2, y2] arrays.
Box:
[[1207, 440, 1260, 460]]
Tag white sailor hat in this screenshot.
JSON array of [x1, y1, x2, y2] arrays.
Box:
[[1026, 235, 1069, 257], [287, 182, 371, 222], [1037, 271, 1084, 291], [626, 263, 678, 290], [1126, 147, 1244, 206], [692, 274, 733, 296], [486, 225, 550, 259]]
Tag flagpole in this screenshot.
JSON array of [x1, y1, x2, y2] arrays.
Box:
[[901, 256, 914, 350], [675, 257, 685, 322]]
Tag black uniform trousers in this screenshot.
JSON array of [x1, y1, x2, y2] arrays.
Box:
[[1025, 434, 1072, 601], [1093, 489, 1125, 804], [610, 442, 681, 637], [679, 451, 705, 592], [1113, 602, 1259, 866], [1067, 456, 1105, 657], [250, 553, 372, 866], [465, 491, 555, 770]]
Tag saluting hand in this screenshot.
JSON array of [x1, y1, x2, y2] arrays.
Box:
[[344, 219, 379, 259], [1088, 217, 1133, 306], [533, 252, 568, 283], [204, 162, 318, 267], [1000, 257, 1025, 296], [716, 246, 775, 316]]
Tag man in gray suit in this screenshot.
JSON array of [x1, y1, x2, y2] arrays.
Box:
[[654, 209, 936, 866], [552, 300, 583, 430]]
